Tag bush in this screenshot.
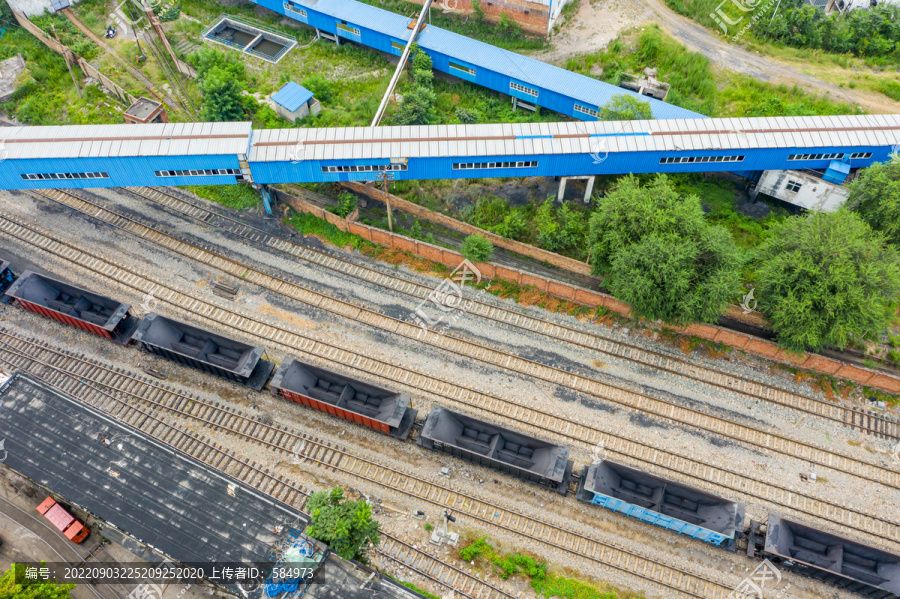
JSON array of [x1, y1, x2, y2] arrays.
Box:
[[588, 174, 743, 324], [301, 74, 335, 103], [186, 185, 260, 210], [306, 487, 380, 562], [328, 192, 358, 218], [459, 537, 495, 561], [755, 210, 900, 352], [599, 93, 652, 121], [1, 564, 74, 599], [848, 159, 900, 245], [71, 39, 98, 60], [461, 235, 494, 262]]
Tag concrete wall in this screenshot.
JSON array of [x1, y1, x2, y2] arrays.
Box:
[[275, 187, 900, 395]]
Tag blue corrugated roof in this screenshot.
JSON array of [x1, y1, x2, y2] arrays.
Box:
[[272, 82, 315, 112], [295, 0, 704, 120]]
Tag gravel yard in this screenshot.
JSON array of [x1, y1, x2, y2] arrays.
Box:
[[0, 187, 897, 599]]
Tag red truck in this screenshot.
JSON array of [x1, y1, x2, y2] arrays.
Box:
[[36, 497, 90, 544]]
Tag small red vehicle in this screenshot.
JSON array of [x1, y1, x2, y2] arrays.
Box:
[[36, 497, 90, 544]]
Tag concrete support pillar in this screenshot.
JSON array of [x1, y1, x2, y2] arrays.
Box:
[[583, 175, 595, 203], [557, 176, 595, 203]]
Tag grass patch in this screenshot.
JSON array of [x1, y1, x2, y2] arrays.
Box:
[[877, 80, 900, 102], [667, 174, 789, 249], [0, 28, 124, 125], [284, 211, 366, 248], [564, 26, 860, 117], [457, 537, 642, 599], [386, 577, 441, 599], [185, 184, 261, 210]]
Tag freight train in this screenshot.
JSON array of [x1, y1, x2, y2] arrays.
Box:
[[2, 269, 899, 598]]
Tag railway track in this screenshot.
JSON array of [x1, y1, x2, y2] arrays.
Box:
[[0, 343, 509, 599], [2, 210, 900, 555], [0, 332, 741, 599], [126, 185, 900, 441], [24, 188, 900, 494]]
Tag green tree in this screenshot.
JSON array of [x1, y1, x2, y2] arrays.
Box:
[[305, 487, 380, 562], [533, 197, 583, 252], [461, 235, 494, 262], [200, 66, 244, 121], [848, 159, 900, 245], [494, 210, 527, 240], [588, 175, 742, 323], [0, 563, 75, 599], [410, 49, 434, 87], [755, 210, 900, 352], [190, 46, 244, 81], [393, 85, 438, 125], [609, 227, 742, 324], [599, 93, 653, 121]]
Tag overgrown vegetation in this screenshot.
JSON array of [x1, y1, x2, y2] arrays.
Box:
[[667, 0, 900, 64], [753, 210, 900, 352], [185, 184, 260, 210], [0, 28, 121, 125], [562, 26, 860, 117], [599, 93, 652, 120], [458, 537, 641, 599], [285, 210, 369, 249], [328, 192, 358, 218], [305, 487, 380, 562], [588, 175, 743, 324], [461, 234, 494, 262], [1, 563, 75, 599], [393, 45, 438, 125], [847, 159, 900, 245]]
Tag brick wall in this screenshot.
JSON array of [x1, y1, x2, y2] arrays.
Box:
[[342, 182, 594, 277], [277, 187, 900, 396], [407, 0, 550, 35]]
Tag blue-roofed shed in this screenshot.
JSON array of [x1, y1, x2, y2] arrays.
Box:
[[271, 82, 321, 121]]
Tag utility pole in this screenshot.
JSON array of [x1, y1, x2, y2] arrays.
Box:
[[51, 25, 82, 98], [378, 170, 395, 232]]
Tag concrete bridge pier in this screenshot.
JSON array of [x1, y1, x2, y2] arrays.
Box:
[[557, 175, 595, 203]]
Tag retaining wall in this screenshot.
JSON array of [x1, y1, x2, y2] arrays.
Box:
[[276, 187, 900, 396]]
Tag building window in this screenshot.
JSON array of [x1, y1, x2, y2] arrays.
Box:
[[659, 156, 744, 164], [510, 81, 538, 98], [320, 164, 408, 173], [786, 180, 802, 193], [449, 61, 476, 76], [451, 161, 538, 170], [154, 169, 241, 177], [336, 22, 360, 35], [787, 153, 844, 161], [390, 40, 405, 52], [574, 104, 599, 117], [21, 172, 110, 180], [850, 152, 872, 159], [283, 2, 306, 16]]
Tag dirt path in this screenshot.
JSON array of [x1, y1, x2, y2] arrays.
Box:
[[533, 0, 900, 113]]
